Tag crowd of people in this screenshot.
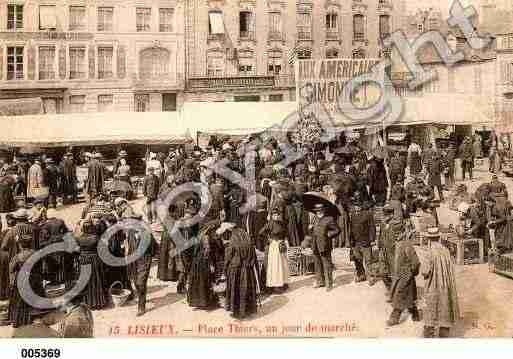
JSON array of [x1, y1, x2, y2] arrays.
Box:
[[0, 130, 509, 338]]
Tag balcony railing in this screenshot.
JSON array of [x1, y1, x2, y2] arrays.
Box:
[[268, 31, 285, 41], [326, 30, 339, 40], [378, 1, 393, 10], [239, 30, 256, 41], [207, 33, 225, 42], [188, 75, 275, 91], [297, 31, 312, 40]]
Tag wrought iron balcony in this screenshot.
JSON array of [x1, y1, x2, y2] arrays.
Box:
[[297, 31, 313, 41], [187, 75, 275, 91]]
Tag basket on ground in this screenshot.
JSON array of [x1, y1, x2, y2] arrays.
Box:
[[109, 281, 131, 307]]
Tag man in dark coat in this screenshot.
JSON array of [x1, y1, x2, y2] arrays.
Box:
[[427, 153, 444, 202], [389, 152, 405, 190], [367, 156, 388, 206], [85, 153, 105, 203], [459, 137, 475, 180], [422, 143, 435, 169], [143, 167, 160, 224], [310, 203, 340, 291], [378, 204, 405, 293], [60, 152, 77, 205], [349, 196, 376, 284], [39, 217, 72, 287], [386, 225, 421, 326], [43, 158, 60, 209], [442, 144, 456, 189]]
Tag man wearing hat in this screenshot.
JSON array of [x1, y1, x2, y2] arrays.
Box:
[[459, 136, 475, 180], [146, 152, 163, 183], [421, 227, 460, 337], [386, 222, 421, 327], [85, 152, 105, 203], [60, 152, 78, 205], [43, 158, 60, 209], [143, 166, 160, 224], [311, 203, 340, 291], [378, 204, 405, 294], [349, 191, 376, 284], [489, 175, 508, 198]]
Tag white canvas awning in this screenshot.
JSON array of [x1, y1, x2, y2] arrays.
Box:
[[181, 101, 297, 136], [0, 111, 190, 147]]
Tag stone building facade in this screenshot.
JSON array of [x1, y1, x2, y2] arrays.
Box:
[[0, 0, 185, 114], [184, 0, 404, 103]]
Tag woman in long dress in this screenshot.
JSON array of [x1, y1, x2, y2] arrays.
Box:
[[187, 220, 220, 310], [76, 220, 108, 310], [8, 231, 44, 328], [259, 209, 289, 294], [223, 225, 258, 319]]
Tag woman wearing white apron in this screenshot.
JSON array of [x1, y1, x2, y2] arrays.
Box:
[[259, 208, 290, 294]]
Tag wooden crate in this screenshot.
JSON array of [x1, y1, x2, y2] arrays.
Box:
[[441, 237, 484, 265], [492, 253, 513, 279]]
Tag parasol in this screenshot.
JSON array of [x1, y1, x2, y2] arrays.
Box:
[[302, 192, 340, 218]]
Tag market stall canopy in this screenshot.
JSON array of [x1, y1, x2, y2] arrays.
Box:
[[0, 111, 190, 147], [359, 94, 495, 130], [181, 101, 298, 136]]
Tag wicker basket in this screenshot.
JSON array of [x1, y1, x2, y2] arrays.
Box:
[[109, 281, 130, 307]]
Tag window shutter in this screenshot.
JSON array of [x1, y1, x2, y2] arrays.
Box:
[[59, 46, 66, 79], [88, 44, 95, 78], [117, 45, 126, 79], [27, 45, 35, 80]]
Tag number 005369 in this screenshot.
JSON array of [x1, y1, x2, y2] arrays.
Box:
[[20, 348, 61, 358]]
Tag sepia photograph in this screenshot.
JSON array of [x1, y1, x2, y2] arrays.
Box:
[[0, 0, 511, 344]]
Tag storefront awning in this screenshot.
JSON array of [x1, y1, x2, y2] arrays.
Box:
[[0, 112, 190, 147]]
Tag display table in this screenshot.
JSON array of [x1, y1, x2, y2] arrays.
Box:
[[491, 252, 513, 279], [441, 236, 484, 265]]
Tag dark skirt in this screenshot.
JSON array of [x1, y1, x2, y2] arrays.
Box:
[[0, 251, 9, 300], [225, 265, 258, 319], [79, 253, 107, 310], [0, 185, 14, 213], [157, 233, 178, 282], [187, 256, 218, 309], [8, 282, 32, 328]]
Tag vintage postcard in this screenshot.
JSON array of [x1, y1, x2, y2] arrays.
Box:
[[0, 0, 510, 342]]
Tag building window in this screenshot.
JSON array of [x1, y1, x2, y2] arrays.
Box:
[[326, 48, 339, 59], [352, 48, 366, 59], [162, 93, 176, 112], [136, 8, 151, 32], [39, 5, 57, 30], [98, 95, 113, 112], [69, 47, 87, 79], [269, 94, 284, 102], [69, 95, 86, 113], [97, 7, 113, 32], [139, 48, 170, 79], [429, 18, 439, 31], [379, 15, 390, 39], [207, 55, 225, 77], [159, 8, 174, 32], [234, 95, 260, 102], [7, 4, 23, 30], [97, 47, 113, 79], [239, 11, 254, 39], [269, 12, 282, 39], [69, 6, 86, 31], [417, 23, 424, 33], [326, 13, 338, 32], [238, 64, 254, 76], [297, 48, 312, 60], [297, 12, 312, 40], [7, 46, 24, 80], [135, 94, 150, 112], [208, 10, 224, 35], [268, 57, 282, 75], [39, 46, 55, 80], [353, 14, 365, 41]]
